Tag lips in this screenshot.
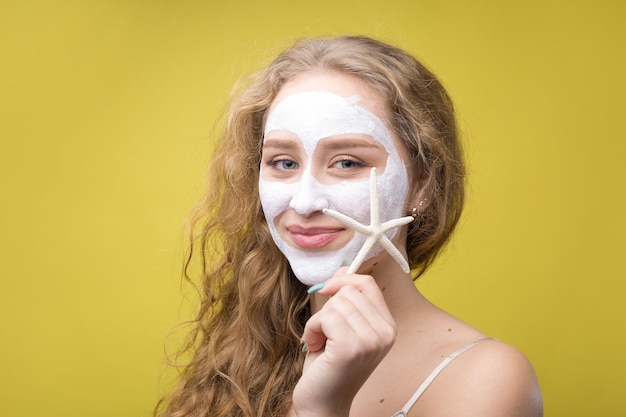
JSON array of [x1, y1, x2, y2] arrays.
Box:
[[287, 225, 344, 249]]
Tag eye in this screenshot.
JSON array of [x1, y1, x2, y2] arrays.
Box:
[[330, 156, 368, 170], [268, 158, 299, 171]]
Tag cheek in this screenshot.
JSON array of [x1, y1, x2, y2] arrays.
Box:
[[325, 180, 371, 221], [258, 179, 295, 223]]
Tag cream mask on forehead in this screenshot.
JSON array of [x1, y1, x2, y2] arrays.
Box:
[[259, 91, 409, 285]]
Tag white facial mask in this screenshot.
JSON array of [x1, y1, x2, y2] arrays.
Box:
[[259, 91, 409, 285]]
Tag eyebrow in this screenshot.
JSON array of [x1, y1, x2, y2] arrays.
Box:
[[262, 138, 299, 150], [320, 137, 385, 150]]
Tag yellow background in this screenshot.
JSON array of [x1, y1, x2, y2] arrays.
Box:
[[1, 1, 624, 416]]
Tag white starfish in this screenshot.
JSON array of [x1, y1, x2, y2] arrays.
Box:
[[322, 167, 415, 274]]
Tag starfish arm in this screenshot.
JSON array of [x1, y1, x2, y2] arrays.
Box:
[[323, 208, 372, 234], [379, 236, 411, 273], [346, 237, 377, 274], [380, 216, 415, 232], [322, 167, 413, 275], [368, 168, 380, 226]]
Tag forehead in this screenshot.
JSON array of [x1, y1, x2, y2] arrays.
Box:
[[264, 71, 410, 162], [268, 70, 388, 120], [264, 91, 395, 159], [265, 91, 387, 138]]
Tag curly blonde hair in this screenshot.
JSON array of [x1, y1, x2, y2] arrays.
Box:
[[157, 35, 464, 417]]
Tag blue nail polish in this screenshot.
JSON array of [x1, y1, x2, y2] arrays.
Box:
[[340, 259, 352, 267], [301, 343, 308, 353], [307, 283, 325, 294]]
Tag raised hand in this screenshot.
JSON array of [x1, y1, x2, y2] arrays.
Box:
[[293, 268, 397, 417]]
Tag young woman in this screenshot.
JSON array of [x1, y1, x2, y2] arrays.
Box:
[[158, 36, 543, 417]]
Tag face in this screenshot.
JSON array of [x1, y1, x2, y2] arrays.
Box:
[[259, 71, 410, 285]]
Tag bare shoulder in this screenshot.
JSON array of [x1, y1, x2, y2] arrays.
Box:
[[415, 339, 543, 417]]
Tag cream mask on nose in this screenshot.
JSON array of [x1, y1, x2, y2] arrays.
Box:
[[259, 91, 409, 285]]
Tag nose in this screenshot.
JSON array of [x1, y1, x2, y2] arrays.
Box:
[[289, 170, 329, 216]]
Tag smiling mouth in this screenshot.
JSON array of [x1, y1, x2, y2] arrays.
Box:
[[287, 226, 344, 250]]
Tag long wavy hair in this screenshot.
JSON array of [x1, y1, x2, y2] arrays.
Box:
[[157, 35, 464, 417]]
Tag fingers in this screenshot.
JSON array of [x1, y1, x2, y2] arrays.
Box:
[[316, 267, 395, 324], [303, 286, 396, 355], [302, 269, 397, 355]]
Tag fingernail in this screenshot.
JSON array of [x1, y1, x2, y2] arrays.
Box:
[[307, 283, 325, 294], [340, 259, 352, 267], [301, 343, 308, 353]]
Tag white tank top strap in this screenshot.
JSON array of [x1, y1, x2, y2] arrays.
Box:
[[391, 337, 496, 417]]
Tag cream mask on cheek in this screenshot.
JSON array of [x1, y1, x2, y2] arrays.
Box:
[[259, 91, 409, 285]]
